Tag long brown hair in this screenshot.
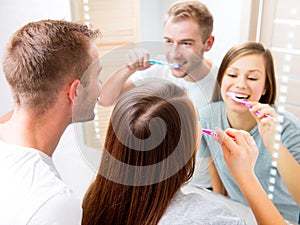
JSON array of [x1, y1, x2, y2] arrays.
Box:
[[82, 80, 198, 225]]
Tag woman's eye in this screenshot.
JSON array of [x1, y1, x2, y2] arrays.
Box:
[[248, 77, 258, 81], [227, 73, 237, 78]]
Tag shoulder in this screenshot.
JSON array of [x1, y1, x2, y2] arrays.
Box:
[[28, 188, 82, 225], [281, 110, 300, 128], [279, 110, 300, 157], [0, 145, 80, 224], [280, 110, 300, 139], [199, 101, 225, 119], [130, 65, 175, 85], [159, 191, 245, 225]]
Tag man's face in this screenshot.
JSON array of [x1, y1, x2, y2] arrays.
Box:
[[72, 46, 102, 123], [163, 19, 207, 78]]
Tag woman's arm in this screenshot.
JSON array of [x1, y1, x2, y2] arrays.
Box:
[[250, 103, 300, 205], [208, 158, 227, 195], [269, 142, 300, 205], [216, 128, 287, 225]]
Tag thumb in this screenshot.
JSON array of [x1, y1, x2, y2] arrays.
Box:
[[215, 128, 238, 155]]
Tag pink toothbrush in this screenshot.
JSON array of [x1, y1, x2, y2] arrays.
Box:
[[202, 128, 235, 140], [202, 128, 218, 137], [226, 92, 276, 121]]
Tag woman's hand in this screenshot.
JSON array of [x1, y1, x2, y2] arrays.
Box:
[[249, 102, 279, 150], [215, 128, 258, 185]]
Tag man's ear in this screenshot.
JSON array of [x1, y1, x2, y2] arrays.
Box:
[[68, 79, 80, 103], [204, 35, 214, 51]]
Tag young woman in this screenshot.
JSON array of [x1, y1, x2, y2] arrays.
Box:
[[196, 41, 300, 223], [82, 81, 244, 225]]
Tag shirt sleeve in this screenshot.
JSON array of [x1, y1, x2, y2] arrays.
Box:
[[198, 135, 212, 157], [28, 189, 82, 225], [281, 111, 300, 163], [130, 65, 173, 86]]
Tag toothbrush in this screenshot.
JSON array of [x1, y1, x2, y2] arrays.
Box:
[[226, 92, 276, 121], [202, 128, 218, 137], [202, 128, 235, 140], [148, 59, 181, 69]]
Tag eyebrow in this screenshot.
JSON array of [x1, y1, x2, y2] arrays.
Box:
[[163, 37, 195, 43]]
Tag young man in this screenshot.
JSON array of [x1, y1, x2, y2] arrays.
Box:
[[0, 20, 102, 224], [99, 0, 217, 189]]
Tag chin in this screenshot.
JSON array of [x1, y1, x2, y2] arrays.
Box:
[[171, 70, 187, 78], [72, 113, 95, 123]]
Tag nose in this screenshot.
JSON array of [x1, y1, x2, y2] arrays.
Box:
[[166, 43, 181, 61], [235, 76, 247, 89]]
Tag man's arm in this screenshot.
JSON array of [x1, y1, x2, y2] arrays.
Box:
[[99, 51, 151, 107], [99, 66, 136, 106]]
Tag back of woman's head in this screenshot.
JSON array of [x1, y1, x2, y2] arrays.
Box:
[[82, 80, 198, 225]]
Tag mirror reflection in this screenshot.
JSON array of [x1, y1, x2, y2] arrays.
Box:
[[0, 0, 299, 224]]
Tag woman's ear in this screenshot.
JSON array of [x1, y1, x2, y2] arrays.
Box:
[[204, 35, 215, 51], [68, 79, 80, 103]]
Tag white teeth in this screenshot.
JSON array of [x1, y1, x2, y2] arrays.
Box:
[[235, 94, 249, 99]]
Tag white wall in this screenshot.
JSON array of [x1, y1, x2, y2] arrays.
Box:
[[0, 0, 246, 199], [0, 0, 71, 117]]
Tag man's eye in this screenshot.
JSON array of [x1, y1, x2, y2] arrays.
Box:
[[182, 42, 192, 46]]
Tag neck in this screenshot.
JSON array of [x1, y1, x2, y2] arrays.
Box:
[[184, 58, 212, 82], [0, 106, 70, 157], [226, 110, 257, 132]]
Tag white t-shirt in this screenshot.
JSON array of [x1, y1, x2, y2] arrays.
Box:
[[131, 64, 218, 188], [131, 64, 218, 108], [0, 140, 82, 225]]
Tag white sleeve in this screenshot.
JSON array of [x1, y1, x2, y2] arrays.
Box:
[[28, 189, 82, 225], [130, 65, 171, 86]]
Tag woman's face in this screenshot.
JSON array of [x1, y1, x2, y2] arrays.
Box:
[[221, 54, 267, 113]]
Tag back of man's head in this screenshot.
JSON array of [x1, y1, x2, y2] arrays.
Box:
[[3, 19, 100, 115]]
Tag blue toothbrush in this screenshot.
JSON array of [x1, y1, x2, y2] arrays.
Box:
[[148, 59, 182, 69]]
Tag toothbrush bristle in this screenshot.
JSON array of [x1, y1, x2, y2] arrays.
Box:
[[226, 92, 243, 103], [226, 92, 236, 99], [170, 63, 181, 69]]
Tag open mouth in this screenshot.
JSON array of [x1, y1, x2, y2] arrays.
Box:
[[170, 61, 187, 69], [234, 93, 250, 100], [227, 91, 250, 101]]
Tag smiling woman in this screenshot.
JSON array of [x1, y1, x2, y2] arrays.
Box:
[[3, 1, 296, 223], [196, 41, 300, 223]]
